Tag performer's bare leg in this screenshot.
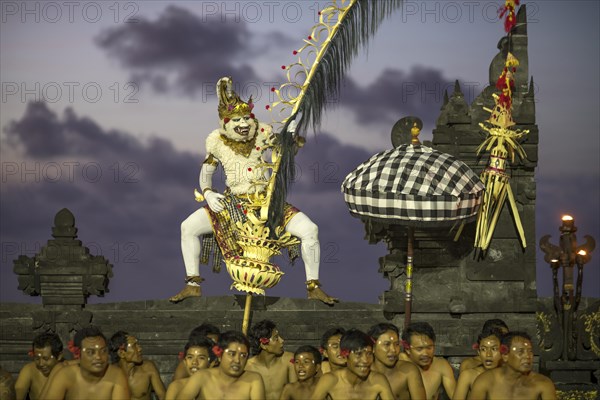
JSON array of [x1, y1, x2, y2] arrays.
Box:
[[169, 208, 213, 302], [286, 212, 338, 305]]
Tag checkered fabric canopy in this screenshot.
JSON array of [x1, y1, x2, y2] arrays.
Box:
[[342, 144, 485, 226]]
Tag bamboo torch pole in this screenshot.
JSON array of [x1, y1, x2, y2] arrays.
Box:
[[404, 226, 415, 328], [242, 294, 253, 335]]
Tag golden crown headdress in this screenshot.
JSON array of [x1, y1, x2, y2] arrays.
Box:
[[217, 77, 254, 121]]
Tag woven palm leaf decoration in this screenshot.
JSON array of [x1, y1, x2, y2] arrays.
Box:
[[264, 0, 402, 236], [474, 2, 529, 251]]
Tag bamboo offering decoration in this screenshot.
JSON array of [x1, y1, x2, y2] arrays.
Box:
[[474, 52, 529, 251]]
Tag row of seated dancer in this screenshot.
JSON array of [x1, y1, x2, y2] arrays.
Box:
[[1, 318, 557, 400]]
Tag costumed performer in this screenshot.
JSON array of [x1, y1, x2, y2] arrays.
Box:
[[169, 77, 337, 305]]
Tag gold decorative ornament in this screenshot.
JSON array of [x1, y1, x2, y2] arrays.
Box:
[[583, 310, 600, 358], [535, 311, 552, 349], [306, 279, 322, 290], [474, 53, 528, 251], [225, 221, 299, 295], [557, 390, 599, 400]]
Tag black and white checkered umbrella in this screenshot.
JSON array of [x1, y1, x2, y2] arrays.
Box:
[[342, 144, 484, 226]]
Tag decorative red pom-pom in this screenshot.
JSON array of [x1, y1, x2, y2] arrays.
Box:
[[67, 340, 81, 359], [249, 113, 255, 119], [293, 50, 298, 55], [500, 344, 509, 354], [261, 128, 265, 132], [265, 105, 270, 110], [247, 168, 252, 172], [271, 87, 276, 92], [256, 146, 260, 150], [243, 210, 247, 215], [212, 345, 223, 358], [308, 35, 312, 40], [281, 65, 286, 70]]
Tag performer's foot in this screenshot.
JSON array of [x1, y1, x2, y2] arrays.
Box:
[[306, 280, 339, 305], [169, 276, 204, 303]]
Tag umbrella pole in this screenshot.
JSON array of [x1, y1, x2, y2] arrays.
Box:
[[404, 227, 415, 328], [242, 293, 253, 336]]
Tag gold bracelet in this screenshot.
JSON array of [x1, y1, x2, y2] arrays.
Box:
[[202, 187, 215, 195]]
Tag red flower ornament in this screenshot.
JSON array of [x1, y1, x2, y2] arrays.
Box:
[[289, 357, 295, 364], [28, 349, 34, 358], [178, 351, 185, 360], [259, 337, 270, 345], [339, 349, 350, 358], [67, 340, 80, 359], [401, 340, 411, 350], [472, 343, 480, 350], [212, 345, 223, 358], [500, 344, 509, 355]]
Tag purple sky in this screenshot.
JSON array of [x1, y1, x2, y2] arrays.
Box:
[[1, 1, 598, 305]]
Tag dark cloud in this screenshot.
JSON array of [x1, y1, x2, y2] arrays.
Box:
[[94, 6, 456, 127], [339, 66, 458, 128], [3, 102, 197, 188], [95, 5, 273, 95]]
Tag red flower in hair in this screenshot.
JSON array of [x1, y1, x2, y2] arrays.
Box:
[[259, 337, 270, 345], [28, 349, 34, 358], [339, 349, 350, 358], [319, 347, 325, 354], [212, 345, 223, 358], [249, 113, 255, 119], [472, 343, 479, 350], [500, 344, 509, 355], [401, 340, 411, 350], [178, 351, 185, 360], [289, 357, 295, 364], [67, 340, 80, 359]]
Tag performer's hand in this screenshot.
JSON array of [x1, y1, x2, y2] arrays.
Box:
[[288, 119, 297, 134], [205, 191, 225, 213], [288, 111, 302, 135]]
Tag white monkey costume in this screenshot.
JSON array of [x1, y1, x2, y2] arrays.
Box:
[[169, 78, 337, 304]]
